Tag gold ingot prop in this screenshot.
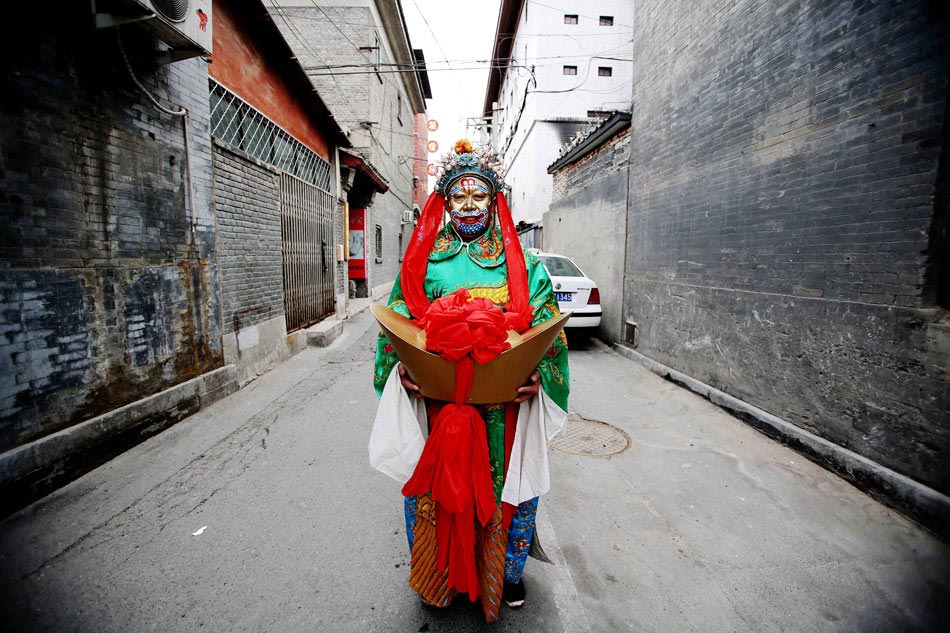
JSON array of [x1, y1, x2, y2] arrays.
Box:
[[371, 304, 570, 404]]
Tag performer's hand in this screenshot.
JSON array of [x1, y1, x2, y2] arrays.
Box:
[[398, 364, 424, 399], [513, 371, 541, 403]]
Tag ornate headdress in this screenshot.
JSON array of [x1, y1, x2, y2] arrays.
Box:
[[434, 139, 507, 195], [400, 139, 529, 327]]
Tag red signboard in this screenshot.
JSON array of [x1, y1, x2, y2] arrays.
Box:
[[348, 208, 366, 279]]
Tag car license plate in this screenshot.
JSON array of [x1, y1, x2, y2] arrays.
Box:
[[555, 292, 573, 302]]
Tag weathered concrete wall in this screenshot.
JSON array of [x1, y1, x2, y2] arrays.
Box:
[[627, 0, 950, 494], [546, 169, 629, 343], [0, 9, 222, 453], [546, 127, 631, 342]]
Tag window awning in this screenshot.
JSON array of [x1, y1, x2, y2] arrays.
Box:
[[340, 148, 389, 193]]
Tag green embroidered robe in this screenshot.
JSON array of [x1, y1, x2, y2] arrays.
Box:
[[373, 224, 570, 500]]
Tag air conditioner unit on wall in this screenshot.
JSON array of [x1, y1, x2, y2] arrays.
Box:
[[95, 0, 213, 61]]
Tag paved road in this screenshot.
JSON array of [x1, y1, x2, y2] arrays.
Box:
[[2, 308, 948, 632]]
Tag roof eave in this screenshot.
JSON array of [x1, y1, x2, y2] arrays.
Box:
[[547, 112, 632, 174], [340, 148, 390, 193]]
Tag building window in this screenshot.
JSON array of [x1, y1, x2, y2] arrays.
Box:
[[598, 66, 613, 77], [564, 14, 578, 24], [563, 65, 578, 75], [375, 225, 383, 263], [398, 229, 404, 261], [600, 16, 614, 26]]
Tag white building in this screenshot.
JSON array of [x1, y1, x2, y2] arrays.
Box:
[[482, 0, 633, 224]]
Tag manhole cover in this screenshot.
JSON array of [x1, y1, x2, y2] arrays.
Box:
[[550, 414, 630, 457]]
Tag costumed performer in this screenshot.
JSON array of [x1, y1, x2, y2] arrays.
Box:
[[369, 139, 570, 621]]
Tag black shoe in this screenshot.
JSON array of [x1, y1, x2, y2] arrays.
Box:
[[503, 579, 526, 608]]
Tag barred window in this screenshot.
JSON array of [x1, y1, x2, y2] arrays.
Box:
[[209, 79, 331, 190], [598, 66, 613, 77], [564, 14, 578, 24], [375, 225, 383, 263], [563, 65, 578, 75]]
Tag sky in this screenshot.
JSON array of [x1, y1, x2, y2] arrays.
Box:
[[401, 0, 502, 162]]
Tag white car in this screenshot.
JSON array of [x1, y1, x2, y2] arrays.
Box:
[[536, 252, 602, 331]]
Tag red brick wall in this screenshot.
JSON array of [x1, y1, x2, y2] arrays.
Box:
[[210, 2, 330, 159]]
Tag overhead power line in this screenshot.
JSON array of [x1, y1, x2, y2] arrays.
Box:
[[303, 63, 535, 76], [409, 0, 466, 93], [265, 0, 361, 123], [302, 50, 633, 71]]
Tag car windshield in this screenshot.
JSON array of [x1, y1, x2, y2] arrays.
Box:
[[540, 256, 584, 277]]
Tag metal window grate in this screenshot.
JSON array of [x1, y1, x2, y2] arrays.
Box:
[[281, 173, 335, 331], [209, 80, 332, 191]]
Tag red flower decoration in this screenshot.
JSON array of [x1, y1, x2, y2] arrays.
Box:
[[420, 289, 511, 364]]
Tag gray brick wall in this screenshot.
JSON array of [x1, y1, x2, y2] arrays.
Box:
[[552, 128, 631, 203], [626, 0, 950, 493], [272, 5, 373, 130], [0, 9, 221, 451], [212, 142, 284, 335], [271, 3, 419, 295]]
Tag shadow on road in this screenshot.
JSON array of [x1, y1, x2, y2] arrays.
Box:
[[564, 330, 598, 351]]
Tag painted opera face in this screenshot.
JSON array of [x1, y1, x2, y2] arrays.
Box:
[[446, 175, 494, 240]]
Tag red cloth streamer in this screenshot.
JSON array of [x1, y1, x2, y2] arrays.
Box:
[[400, 192, 445, 320], [502, 402, 519, 530], [402, 356, 496, 600], [496, 192, 531, 321]]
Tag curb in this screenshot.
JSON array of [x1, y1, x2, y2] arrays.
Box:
[[306, 319, 344, 347], [607, 341, 950, 539], [0, 365, 239, 517], [306, 298, 378, 348]]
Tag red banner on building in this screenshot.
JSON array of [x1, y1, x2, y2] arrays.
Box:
[[348, 208, 366, 279]]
